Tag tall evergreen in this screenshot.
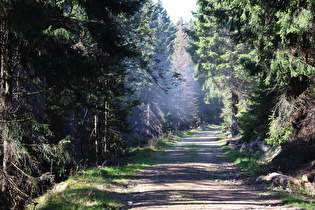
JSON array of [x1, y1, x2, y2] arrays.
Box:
[[188, 0, 258, 137], [169, 19, 200, 130], [125, 0, 178, 141], [209, 0, 315, 144]]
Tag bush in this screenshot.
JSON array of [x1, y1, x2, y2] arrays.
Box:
[[237, 84, 275, 143]]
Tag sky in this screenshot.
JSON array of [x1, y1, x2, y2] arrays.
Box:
[[153, 0, 198, 23]]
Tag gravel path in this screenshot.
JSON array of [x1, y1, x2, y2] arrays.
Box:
[[123, 126, 298, 209]]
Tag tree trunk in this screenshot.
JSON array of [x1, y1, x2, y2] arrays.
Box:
[[231, 91, 239, 137], [94, 114, 99, 165], [146, 102, 150, 136], [103, 96, 110, 157], [0, 18, 13, 192]]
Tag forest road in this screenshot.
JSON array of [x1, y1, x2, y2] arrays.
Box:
[[122, 126, 297, 209]]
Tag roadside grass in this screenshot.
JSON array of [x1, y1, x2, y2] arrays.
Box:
[[281, 193, 315, 210], [31, 128, 200, 209], [34, 186, 121, 210], [221, 146, 270, 176], [154, 135, 181, 150]]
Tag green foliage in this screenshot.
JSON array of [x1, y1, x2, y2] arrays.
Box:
[[237, 83, 276, 143], [1, 0, 148, 208], [266, 117, 293, 146], [41, 138, 72, 178], [167, 19, 202, 131], [126, 133, 148, 147], [125, 1, 210, 141], [265, 94, 297, 145], [124, 0, 178, 139], [269, 50, 315, 87], [3, 0, 314, 208]]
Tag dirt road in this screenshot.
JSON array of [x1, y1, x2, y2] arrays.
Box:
[[123, 126, 297, 209]]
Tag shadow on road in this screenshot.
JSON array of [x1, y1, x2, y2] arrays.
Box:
[[119, 127, 285, 209]]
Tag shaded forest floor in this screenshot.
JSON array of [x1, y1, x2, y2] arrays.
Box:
[[114, 126, 298, 209]]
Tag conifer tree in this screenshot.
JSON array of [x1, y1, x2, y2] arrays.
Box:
[[125, 0, 177, 140], [170, 19, 200, 130], [188, 0, 258, 136], [207, 0, 315, 144]]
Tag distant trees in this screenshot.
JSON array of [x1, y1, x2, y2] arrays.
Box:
[[125, 0, 177, 141], [169, 19, 201, 130], [125, 1, 219, 145]]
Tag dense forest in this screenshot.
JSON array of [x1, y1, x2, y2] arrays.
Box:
[[189, 0, 314, 145], [0, 0, 314, 208]]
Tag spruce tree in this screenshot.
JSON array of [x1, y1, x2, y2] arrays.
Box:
[[125, 0, 178, 141], [208, 0, 315, 144], [169, 19, 200, 130], [188, 0, 258, 137]]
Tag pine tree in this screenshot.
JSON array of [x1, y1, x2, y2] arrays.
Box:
[[169, 19, 200, 130], [207, 0, 315, 144], [125, 0, 178, 141], [188, 0, 258, 136]]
